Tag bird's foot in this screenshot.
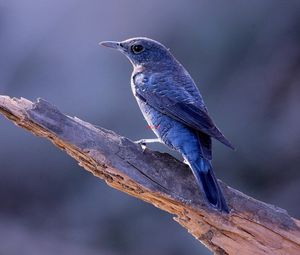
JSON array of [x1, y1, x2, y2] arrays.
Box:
[[183, 158, 189, 165], [134, 140, 147, 152], [134, 138, 161, 152]]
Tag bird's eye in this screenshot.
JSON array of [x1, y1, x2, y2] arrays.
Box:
[[131, 44, 144, 54]]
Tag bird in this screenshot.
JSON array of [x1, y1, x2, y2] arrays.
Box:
[[100, 37, 234, 213]]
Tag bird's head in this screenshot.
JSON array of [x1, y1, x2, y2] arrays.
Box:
[[100, 37, 174, 68]]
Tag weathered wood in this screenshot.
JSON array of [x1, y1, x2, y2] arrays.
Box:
[[0, 95, 299, 255]]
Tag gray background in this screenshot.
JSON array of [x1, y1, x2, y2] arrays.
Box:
[[0, 1, 300, 254]]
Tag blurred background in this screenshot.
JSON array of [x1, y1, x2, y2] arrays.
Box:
[[0, 0, 300, 254]]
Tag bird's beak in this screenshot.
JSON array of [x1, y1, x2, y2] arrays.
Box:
[[99, 41, 121, 50]]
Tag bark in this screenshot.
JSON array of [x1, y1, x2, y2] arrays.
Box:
[[0, 95, 299, 255]]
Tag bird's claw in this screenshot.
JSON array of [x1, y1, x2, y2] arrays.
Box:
[[183, 158, 189, 165], [134, 139, 147, 152], [134, 138, 161, 152]]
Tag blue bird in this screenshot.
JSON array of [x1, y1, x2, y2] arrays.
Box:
[[100, 37, 234, 213]]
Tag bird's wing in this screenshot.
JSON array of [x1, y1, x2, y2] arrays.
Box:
[[134, 72, 234, 149], [196, 131, 212, 160]]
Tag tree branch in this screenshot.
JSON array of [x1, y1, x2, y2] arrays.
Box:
[[0, 95, 299, 255]]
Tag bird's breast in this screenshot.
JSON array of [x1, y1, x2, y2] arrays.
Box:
[[131, 71, 147, 89]]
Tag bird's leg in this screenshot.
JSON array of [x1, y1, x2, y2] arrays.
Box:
[[135, 138, 161, 145], [134, 138, 161, 151]]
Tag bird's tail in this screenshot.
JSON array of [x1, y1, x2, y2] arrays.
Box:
[[188, 157, 229, 213]]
